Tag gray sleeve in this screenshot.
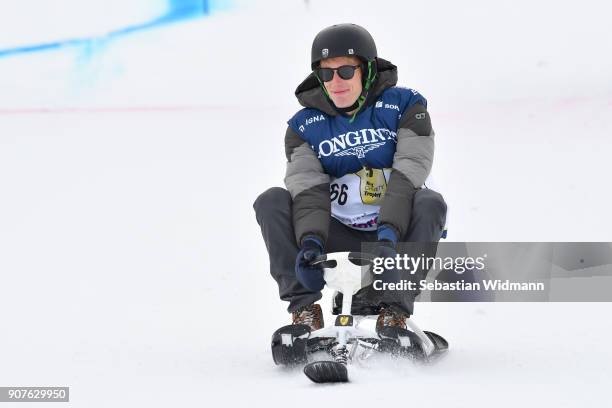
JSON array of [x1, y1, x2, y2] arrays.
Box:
[[283, 127, 331, 246], [378, 103, 434, 239]]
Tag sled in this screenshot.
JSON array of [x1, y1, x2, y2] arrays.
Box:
[[271, 252, 448, 383]]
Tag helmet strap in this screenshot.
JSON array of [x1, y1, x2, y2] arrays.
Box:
[[348, 60, 377, 122], [314, 72, 330, 98]]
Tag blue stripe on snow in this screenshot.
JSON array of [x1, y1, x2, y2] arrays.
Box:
[[0, 0, 226, 58]]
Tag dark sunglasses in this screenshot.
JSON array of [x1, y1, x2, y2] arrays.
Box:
[[316, 64, 361, 82]]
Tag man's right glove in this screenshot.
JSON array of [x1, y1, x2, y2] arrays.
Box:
[[295, 236, 325, 292]]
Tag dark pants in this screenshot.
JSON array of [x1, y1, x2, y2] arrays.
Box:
[[253, 187, 447, 314]]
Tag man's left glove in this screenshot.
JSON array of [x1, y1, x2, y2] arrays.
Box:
[[372, 225, 401, 285], [295, 236, 325, 292]]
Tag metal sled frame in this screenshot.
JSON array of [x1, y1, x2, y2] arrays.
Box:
[[309, 252, 437, 358]]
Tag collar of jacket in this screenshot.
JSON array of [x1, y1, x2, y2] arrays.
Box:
[[294, 58, 398, 117]]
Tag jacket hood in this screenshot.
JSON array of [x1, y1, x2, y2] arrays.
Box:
[[294, 58, 398, 116]]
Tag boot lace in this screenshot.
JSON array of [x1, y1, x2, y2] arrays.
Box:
[[292, 304, 323, 331]]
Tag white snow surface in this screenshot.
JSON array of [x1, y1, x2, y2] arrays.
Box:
[[1, 0, 611, 406]]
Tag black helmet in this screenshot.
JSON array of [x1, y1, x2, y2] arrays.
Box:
[[311, 23, 377, 70]]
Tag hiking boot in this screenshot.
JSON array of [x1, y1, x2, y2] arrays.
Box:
[[292, 303, 324, 331], [376, 307, 408, 333]]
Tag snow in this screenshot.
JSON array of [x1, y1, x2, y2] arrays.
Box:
[[1, 0, 611, 406], [0, 0, 169, 49]]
